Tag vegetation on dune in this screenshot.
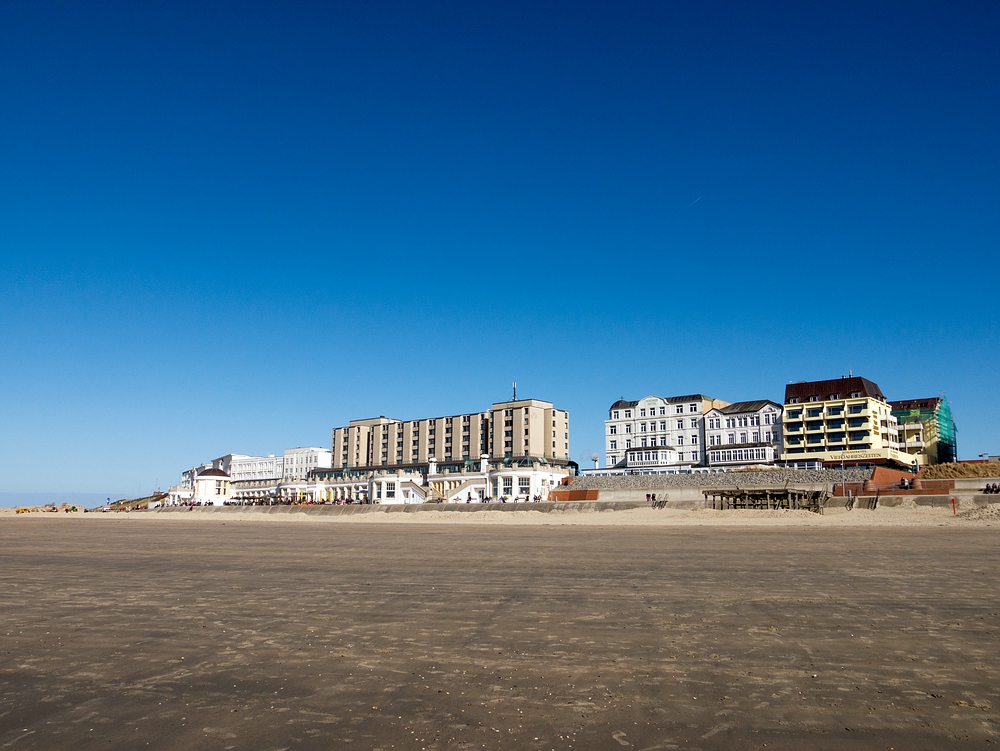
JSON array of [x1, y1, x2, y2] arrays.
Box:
[[921, 462, 1000, 479]]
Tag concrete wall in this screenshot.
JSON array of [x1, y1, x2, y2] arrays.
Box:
[[951, 477, 1000, 491]]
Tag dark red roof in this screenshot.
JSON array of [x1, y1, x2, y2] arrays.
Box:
[[197, 467, 229, 478], [784, 377, 884, 403]]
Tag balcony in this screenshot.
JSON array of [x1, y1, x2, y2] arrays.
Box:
[[805, 421, 824, 432], [785, 422, 803, 432]]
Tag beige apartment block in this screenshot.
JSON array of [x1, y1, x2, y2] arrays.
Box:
[[332, 398, 569, 471]]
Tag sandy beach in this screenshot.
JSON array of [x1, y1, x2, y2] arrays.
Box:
[[0, 518, 997, 751], [4, 501, 999, 527]]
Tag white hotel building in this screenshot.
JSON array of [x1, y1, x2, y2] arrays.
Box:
[[604, 394, 730, 472], [704, 400, 783, 469]]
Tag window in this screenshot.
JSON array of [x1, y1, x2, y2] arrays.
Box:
[[609, 455, 617, 465], [518, 477, 530, 495], [850, 391, 863, 398], [625, 439, 632, 448], [677, 435, 684, 445], [659, 407, 666, 415], [624, 410, 632, 418], [640, 408, 646, 417], [640, 422, 647, 432], [676, 420, 684, 429], [689, 404, 698, 412], [676, 405, 684, 414], [610, 440, 617, 450], [625, 424, 631, 433], [728, 433, 736, 444], [740, 432, 747, 443], [659, 436, 667, 446], [609, 425, 617, 435], [752, 431, 759, 442], [788, 397, 800, 404], [691, 435, 698, 444], [659, 421, 666, 431], [502, 477, 513, 494], [385, 482, 395, 499], [641, 437, 647, 447]]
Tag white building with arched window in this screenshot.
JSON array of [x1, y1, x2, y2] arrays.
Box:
[[604, 394, 730, 471]]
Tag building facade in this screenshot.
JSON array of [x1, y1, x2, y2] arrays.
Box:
[[282, 447, 333, 480], [229, 454, 284, 482], [604, 394, 730, 471], [889, 396, 957, 465], [780, 376, 917, 470], [192, 467, 231, 506], [704, 400, 783, 469], [331, 398, 570, 473]]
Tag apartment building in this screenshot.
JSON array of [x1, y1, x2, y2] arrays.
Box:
[[604, 394, 729, 470], [332, 397, 570, 472], [704, 400, 783, 468], [889, 396, 957, 465], [780, 376, 917, 469]]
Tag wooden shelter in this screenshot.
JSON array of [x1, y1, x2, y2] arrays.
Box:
[[702, 487, 828, 513]]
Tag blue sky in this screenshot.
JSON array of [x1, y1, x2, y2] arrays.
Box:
[[1, 1, 997, 502]]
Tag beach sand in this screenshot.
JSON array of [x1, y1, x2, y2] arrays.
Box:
[[0, 516, 997, 750], [4, 501, 998, 527]]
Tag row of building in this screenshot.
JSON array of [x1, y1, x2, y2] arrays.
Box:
[[600, 375, 956, 474], [168, 376, 957, 505], [168, 396, 574, 506]]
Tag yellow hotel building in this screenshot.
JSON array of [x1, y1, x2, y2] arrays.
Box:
[[781, 376, 917, 470]]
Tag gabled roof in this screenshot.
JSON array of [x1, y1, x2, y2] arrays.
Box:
[[716, 400, 781, 414]]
